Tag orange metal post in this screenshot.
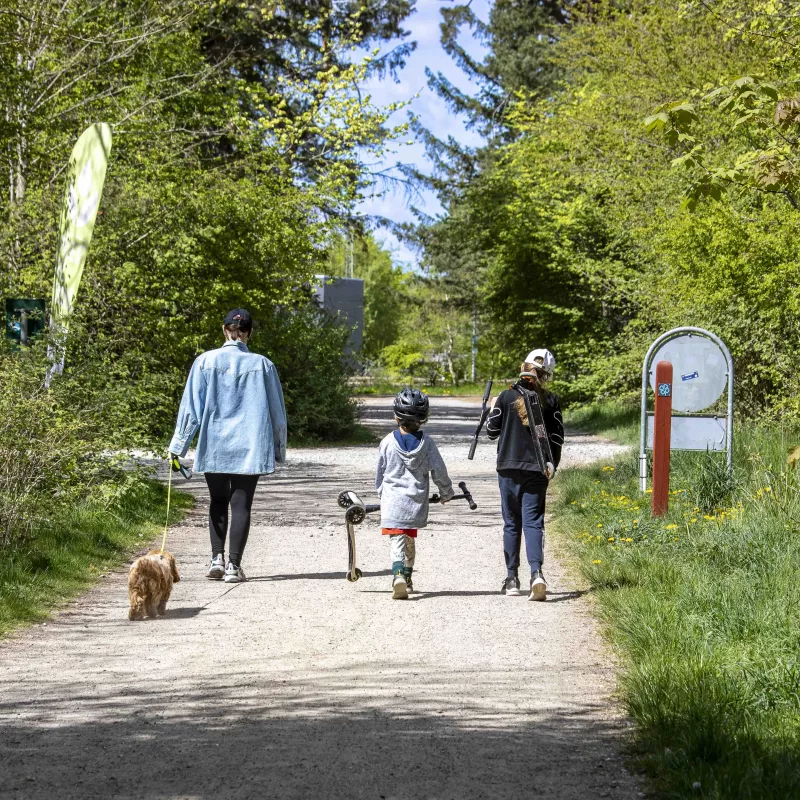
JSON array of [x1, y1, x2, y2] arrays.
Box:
[[652, 360, 673, 517]]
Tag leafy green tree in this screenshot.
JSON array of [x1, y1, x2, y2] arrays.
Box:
[[415, 0, 800, 414], [643, 1, 800, 211], [0, 0, 415, 441]]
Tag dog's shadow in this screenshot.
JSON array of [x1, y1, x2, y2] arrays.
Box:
[[161, 606, 206, 619]]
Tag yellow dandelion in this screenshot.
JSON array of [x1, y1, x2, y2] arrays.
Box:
[[665, 524, 678, 530], [592, 560, 602, 564], [608, 537, 615, 542], [597, 523, 603, 528], [690, 518, 697, 524]]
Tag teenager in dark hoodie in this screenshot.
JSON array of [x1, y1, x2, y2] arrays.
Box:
[[486, 349, 563, 601]]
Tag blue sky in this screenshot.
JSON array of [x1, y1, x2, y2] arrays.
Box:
[[357, 0, 492, 270]]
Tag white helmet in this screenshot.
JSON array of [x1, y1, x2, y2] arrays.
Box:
[[523, 348, 555, 378]]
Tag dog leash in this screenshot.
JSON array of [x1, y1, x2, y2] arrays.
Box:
[[162, 455, 193, 553], [160, 460, 174, 555]]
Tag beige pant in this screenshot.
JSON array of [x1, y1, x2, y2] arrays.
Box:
[[389, 534, 416, 571]]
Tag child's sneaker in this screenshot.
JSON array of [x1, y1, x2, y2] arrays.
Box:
[[224, 562, 247, 583], [392, 574, 408, 600], [206, 553, 225, 580], [529, 570, 547, 601], [501, 576, 522, 596]]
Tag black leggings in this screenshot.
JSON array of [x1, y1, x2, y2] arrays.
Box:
[[205, 473, 260, 566]]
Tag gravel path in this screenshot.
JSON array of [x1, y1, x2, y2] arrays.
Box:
[[0, 397, 639, 800]]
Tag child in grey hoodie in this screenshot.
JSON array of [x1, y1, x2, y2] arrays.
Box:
[[376, 388, 454, 599]]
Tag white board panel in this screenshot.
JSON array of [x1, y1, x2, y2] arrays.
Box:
[[649, 334, 728, 412], [647, 415, 727, 452]]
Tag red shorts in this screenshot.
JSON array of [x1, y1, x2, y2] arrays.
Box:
[[382, 528, 418, 538]]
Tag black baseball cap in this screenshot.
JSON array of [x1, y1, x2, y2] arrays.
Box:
[[223, 308, 252, 330]]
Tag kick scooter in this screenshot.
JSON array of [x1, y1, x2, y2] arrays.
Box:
[[337, 482, 477, 582]]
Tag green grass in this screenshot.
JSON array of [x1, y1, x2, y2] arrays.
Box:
[[0, 481, 193, 636], [564, 399, 640, 445], [290, 422, 377, 447], [553, 420, 800, 798]]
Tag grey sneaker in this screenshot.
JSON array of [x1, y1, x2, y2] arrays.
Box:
[[392, 574, 408, 600], [501, 576, 522, 596], [224, 562, 247, 583], [530, 570, 547, 601], [406, 575, 414, 594], [206, 554, 225, 580]]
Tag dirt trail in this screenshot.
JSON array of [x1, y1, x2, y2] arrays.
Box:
[[0, 397, 641, 800]]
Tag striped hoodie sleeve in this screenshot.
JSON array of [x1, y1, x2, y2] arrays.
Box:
[[548, 396, 564, 469], [486, 395, 503, 441]]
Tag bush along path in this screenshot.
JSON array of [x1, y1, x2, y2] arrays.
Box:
[[0, 481, 193, 637], [0, 397, 642, 800], [553, 422, 800, 799]]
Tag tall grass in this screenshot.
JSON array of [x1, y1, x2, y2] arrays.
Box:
[[0, 481, 192, 636], [554, 424, 800, 798], [565, 400, 640, 445]]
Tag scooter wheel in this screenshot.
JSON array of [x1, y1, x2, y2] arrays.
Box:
[[345, 506, 366, 525], [346, 568, 362, 583], [337, 491, 353, 509]]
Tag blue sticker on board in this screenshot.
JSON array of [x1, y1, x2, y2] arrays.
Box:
[[681, 371, 699, 381], [657, 383, 672, 397]]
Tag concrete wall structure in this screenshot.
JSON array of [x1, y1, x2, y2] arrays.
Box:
[[313, 275, 364, 357]]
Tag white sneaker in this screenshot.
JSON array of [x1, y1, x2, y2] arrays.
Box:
[[501, 576, 522, 596], [224, 562, 247, 583], [206, 554, 225, 580], [392, 574, 408, 600], [529, 570, 547, 601]]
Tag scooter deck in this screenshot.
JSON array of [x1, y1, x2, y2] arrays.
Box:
[[346, 521, 362, 582], [339, 490, 364, 582]]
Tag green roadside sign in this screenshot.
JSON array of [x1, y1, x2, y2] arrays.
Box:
[[5, 299, 46, 345]]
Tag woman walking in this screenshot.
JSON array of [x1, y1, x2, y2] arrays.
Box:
[[486, 349, 563, 601], [168, 309, 287, 583]]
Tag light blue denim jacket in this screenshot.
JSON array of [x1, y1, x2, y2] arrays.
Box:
[[168, 341, 287, 474]]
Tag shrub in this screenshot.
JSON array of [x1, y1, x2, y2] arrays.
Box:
[[0, 335, 149, 547]]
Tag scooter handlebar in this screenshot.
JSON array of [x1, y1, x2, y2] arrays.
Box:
[[430, 481, 477, 510], [458, 480, 478, 510]]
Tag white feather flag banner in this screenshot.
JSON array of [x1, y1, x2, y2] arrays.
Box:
[[48, 123, 112, 377]]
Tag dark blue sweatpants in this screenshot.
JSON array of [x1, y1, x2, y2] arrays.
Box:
[[498, 469, 548, 577]]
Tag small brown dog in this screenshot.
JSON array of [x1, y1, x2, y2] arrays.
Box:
[[128, 550, 180, 620]]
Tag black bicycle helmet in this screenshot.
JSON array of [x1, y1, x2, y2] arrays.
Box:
[[393, 388, 429, 423]]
